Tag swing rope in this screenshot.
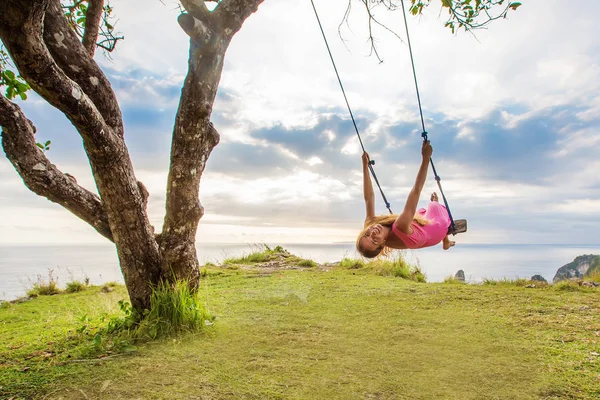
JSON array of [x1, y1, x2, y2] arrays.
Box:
[[309, 0, 393, 215], [398, 0, 456, 232], [310, 0, 458, 232]]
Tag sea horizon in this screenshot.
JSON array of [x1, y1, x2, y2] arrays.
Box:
[[1, 242, 599, 302]]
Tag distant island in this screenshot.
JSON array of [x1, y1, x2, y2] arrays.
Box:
[[553, 254, 600, 282]]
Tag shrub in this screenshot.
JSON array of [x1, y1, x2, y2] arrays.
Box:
[[134, 279, 214, 339], [411, 266, 427, 283], [27, 270, 61, 297], [482, 278, 528, 286], [444, 276, 465, 284], [297, 259, 317, 268], [552, 280, 589, 292], [364, 256, 426, 282], [65, 280, 86, 293], [338, 257, 365, 269], [223, 244, 288, 265]]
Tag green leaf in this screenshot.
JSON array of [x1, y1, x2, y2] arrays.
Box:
[[509, 2, 522, 10], [36, 143, 44, 150], [3, 70, 15, 80]]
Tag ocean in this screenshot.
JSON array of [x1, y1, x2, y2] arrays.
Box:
[[1, 243, 599, 302]]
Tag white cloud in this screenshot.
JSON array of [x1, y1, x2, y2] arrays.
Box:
[[553, 199, 600, 214]]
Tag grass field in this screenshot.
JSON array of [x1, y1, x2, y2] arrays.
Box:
[[1, 252, 599, 399]]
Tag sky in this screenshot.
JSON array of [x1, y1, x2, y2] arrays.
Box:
[[1, 0, 599, 245]]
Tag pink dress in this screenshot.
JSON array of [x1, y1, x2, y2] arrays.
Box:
[[391, 202, 450, 249]]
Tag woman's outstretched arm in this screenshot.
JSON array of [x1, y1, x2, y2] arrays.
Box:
[[362, 152, 375, 222], [394, 141, 432, 233]]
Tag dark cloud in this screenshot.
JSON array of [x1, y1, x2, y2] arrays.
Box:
[[250, 114, 360, 157], [207, 142, 293, 179]]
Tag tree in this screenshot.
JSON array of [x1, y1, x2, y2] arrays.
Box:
[[0, 0, 520, 311]]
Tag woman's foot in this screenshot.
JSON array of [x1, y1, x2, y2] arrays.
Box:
[[430, 192, 438, 202], [443, 236, 455, 250]]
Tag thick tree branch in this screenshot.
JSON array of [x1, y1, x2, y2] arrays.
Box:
[[0, 0, 122, 157], [214, 0, 264, 37], [0, 96, 113, 241], [44, 0, 123, 137], [180, 0, 210, 21], [81, 0, 104, 57], [177, 12, 218, 49]]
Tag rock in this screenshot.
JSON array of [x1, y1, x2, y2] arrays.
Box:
[[530, 275, 547, 283], [553, 254, 600, 283], [454, 270, 465, 282], [525, 284, 536, 288], [100, 285, 114, 293]]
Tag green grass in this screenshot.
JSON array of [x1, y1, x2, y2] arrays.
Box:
[[482, 277, 529, 286], [340, 254, 426, 282], [65, 280, 87, 293], [338, 257, 366, 269], [552, 280, 596, 292], [587, 270, 600, 283], [222, 244, 288, 264], [1, 262, 599, 399], [132, 279, 214, 340], [222, 244, 318, 270], [443, 275, 465, 284], [296, 259, 317, 268]]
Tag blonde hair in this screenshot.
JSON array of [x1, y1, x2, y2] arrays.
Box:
[[356, 214, 430, 258]]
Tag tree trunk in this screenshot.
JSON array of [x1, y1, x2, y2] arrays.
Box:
[[160, 0, 264, 283]]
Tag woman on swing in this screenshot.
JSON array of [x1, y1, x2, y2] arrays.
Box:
[[356, 141, 464, 258]]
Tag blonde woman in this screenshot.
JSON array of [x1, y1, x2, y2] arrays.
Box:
[[357, 141, 464, 258]]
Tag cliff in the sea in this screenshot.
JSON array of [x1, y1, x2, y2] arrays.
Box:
[[553, 254, 600, 282]]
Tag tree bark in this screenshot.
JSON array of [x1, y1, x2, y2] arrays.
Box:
[[0, 97, 113, 241]]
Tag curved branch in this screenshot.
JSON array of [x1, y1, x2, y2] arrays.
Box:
[[0, 96, 113, 241], [82, 0, 104, 57], [0, 0, 124, 158], [340, 0, 519, 61], [44, 0, 123, 137]]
